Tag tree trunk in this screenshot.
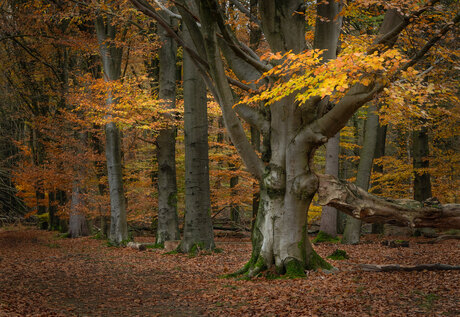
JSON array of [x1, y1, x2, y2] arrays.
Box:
[[343, 104, 379, 244], [95, 16, 128, 245], [179, 17, 215, 252], [413, 127, 432, 201], [320, 133, 340, 236], [371, 123, 387, 234], [315, 0, 343, 237], [68, 180, 89, 238], [156, 6, 180, 245]]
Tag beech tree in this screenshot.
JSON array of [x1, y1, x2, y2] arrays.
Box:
[[127, 0, 460, 277], [95, 15, 129, 244], [155, 4, 181, 245]]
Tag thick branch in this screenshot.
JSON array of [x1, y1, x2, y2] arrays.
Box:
[[317, 174, 460, 229], [315, 82, 385, 138], [200, 0, 264, 180], [233, 103, 269, 134]]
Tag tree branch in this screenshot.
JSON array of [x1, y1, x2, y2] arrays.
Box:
[[228, 0, 262, 28], [153, 0, 182, 20], [395, 13, 460, 77], [233, 103, 269, 134], [317, 174, 460, 229], [367, 0, 440, 55]]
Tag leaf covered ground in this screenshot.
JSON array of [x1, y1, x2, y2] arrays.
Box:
[[0, 227, 458, 316]]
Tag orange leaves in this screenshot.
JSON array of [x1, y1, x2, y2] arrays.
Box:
[[241, 43, 408, 109]]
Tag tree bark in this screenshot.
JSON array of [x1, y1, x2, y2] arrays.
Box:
[[68, 179, 89, 238], [371, 123, 387, 234], [179, 10, 215, 252], [156, 5, 180, 245], [95, 16, 128, 244], [314, 0, 343, 237], [320, 133, 340, 236], [343, 104, 379, 244], [318, 174, 460, 229], [413, 127, 432, 201]]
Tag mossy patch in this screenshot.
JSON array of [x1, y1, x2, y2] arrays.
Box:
[[145, 243, 164, 249], [284, 258, 306, 278], [312, 231, 340, 244], [327, 249, 349, 260], [306, 249, 333, 270]]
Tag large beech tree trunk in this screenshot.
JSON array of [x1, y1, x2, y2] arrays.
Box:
[[95, 16, 128, 244], [156, 6, 180, 245], [129, 0, 458, 277], [179, 14, 215, 252]]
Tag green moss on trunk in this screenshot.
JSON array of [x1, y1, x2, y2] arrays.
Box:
[[284, 258, 306, 278], [306, 249, 333, 270]]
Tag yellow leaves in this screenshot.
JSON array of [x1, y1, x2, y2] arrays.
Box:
[[239, 41, 411, 109]]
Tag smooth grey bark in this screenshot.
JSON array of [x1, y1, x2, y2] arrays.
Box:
[[342, 104, 379, 244], [320, 133, 340, 236], [69, 180, 89, 238], [156, 6, 180, 245], [95, 16, 128, 244], [179, 15, 215, 252], [413, 127, 432, 201], [69, 132, 89, 238], [314, 0, 343, 237], [371, 123, 387, 233]]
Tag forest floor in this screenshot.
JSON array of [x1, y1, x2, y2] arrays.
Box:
[[0, 226, 459, 316]]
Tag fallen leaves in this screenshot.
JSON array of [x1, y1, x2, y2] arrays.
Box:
[[0, 228, 458, 316]]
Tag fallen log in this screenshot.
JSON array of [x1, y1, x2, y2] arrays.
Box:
[[126, 242, 157, 251], [417, 235, 460, 244], [317, 174, 460, 229], [358, 263, 460, 272]]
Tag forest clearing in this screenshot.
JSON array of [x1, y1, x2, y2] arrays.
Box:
[[0, 226, 459, 316]]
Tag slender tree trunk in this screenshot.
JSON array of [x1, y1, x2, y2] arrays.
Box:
[[156, 6, 180, 245], [180, 18, 215, 252], [343, 104, 379, 244], [371, 123, 387, 233], [314, 0, 343, 237], [341, 10, 403, 243], [413, 127, 432, 201], [95, 16, 128, 244], [48, 191, 60, 231], [320, 133, 339, 236], [68, 180, 89, 238]]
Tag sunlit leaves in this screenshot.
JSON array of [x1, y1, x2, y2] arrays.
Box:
[[241, 45, 407, 107]]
